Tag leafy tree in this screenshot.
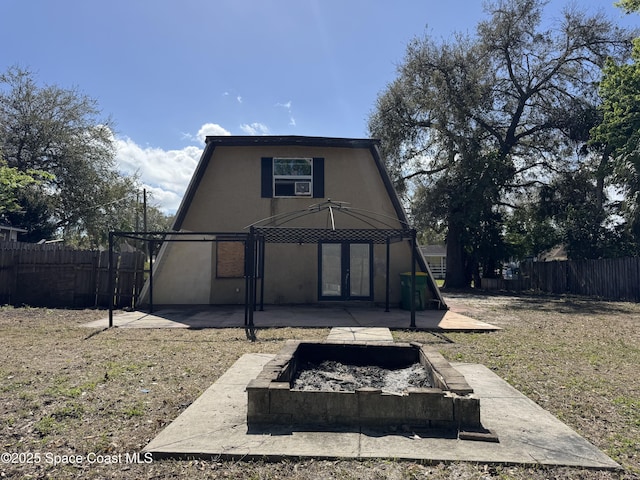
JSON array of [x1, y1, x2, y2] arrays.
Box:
[[504, 202, 560, 260], [145, 204, 174, 233], [616, 0, 640, 14], [369, 0, 632, 287], [61, 173, 139, 248], [0, 157, 51, 217], [0, 66, 140, 245], [591, 4, 640, 246], [505, 163, 640, 260], [539, 169, 610, 259]]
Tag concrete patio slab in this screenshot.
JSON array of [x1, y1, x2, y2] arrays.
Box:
[[325, 327, 394, 342], [143, 354, 620, 470], [83, 304, 500, 331]]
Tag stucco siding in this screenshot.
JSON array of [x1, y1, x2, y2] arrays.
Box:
[[180, 145, 403, 232], [263, 244, 317, 304], [147, 140, 422, 305], [151, 240, 212, 304]]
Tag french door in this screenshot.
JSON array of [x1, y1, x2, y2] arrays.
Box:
[[319, 242, 372, 301]]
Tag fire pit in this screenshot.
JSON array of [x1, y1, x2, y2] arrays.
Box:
[[247, 340, 489, 436]]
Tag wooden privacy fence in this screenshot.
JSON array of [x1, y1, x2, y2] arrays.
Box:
[[482, 257, 640, 302], [0, 241, 146, 308]]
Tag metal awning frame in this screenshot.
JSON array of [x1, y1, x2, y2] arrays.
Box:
[[245, 225, 421, 329], [107, 226, 422, 331], [107, 231, 250, 328]]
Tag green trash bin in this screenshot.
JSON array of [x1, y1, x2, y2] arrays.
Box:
[[400, 272, 429, 310]]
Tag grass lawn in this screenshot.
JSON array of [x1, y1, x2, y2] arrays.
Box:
[[0, 292, 638, 479]]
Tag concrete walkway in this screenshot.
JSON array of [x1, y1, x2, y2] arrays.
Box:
[[325, 327, 394, 342], [143, 327, 619, 469], [83, 304, 500, 331]]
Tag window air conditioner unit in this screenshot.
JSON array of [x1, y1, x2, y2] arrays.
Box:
[[294, 181, 311, 196]]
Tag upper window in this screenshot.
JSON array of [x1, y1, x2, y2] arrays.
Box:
[[261, 156, 324, 198], [273, 158, 313, 197]]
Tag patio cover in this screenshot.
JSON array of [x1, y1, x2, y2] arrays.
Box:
[[107, 201, 443, 330], [244, 224, 433, 330]]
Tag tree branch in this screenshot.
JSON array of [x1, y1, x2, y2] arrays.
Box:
[[402, 165, 449, 181]]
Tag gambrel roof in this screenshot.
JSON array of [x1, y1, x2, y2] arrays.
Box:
[[172, 136, 409, 232]]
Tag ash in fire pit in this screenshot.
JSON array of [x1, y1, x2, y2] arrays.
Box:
[[247, 340, 488, 435], [292, 360, 432, 394]]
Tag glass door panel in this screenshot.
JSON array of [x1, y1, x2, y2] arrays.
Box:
[[320, 243, 342, 297], [319, 242, 372, 301], [349, 243, 370, 297]]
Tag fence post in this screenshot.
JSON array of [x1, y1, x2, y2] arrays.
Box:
[[108, 232, 114, 328], [148, 239, 154, 314]]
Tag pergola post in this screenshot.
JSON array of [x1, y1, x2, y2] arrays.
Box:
[[244, 238, 249, 326], [259, 236, 265, 311], [247, 227, 256, 328], [148, 239, 154, 314], [385, 236, 390, 312]]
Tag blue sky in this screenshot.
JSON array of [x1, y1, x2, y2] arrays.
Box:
[[1, 0, 637, 213]]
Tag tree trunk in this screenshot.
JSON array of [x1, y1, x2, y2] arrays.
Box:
[[595, 147, 610, 211], [444, 220, 470, 288], [471, 258, 482, 289]]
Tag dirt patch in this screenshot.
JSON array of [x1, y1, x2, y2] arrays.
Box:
[[0, 294, 639, 479], [292, 360, 432, 393]]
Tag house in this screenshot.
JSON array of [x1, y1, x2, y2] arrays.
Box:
[[140, 136, 443, 310], [0, 225, 27, 242], [420, 244, 446, 279]]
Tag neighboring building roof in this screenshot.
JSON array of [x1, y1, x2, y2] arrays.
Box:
[[420, 244, 446, 256], [0, 224, 27, 233]]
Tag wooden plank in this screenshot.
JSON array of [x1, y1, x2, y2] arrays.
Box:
[[95, 251, 111, 308], [116, 252, 138, 308], [507, 257, 640, 301], [216, 241, 245, 278], [0, 242, 146, 309], [73, 251, 98, 307], [0, 248, 14, 303]]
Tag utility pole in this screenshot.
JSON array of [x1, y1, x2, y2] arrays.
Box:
[[143, 188, 148, 234]]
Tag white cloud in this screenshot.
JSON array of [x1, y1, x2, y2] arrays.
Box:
[[115, 136, 203, 214], [276, 101, 296, 127], [222, 91, 242, 104], [143, 186, 183, 215], [240, 122, 270, 135], [113, 120, 277, 215], [180, 123, 231, 144], [197, 123, 231, 142]]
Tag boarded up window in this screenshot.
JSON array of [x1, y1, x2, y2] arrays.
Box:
[[216, 241, 245, 278]]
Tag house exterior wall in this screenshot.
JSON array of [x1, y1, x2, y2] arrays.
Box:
[[182, 145, 400, 230], [425, 255, 446, 279], [148, 142, 421, 305], [152, 241, 212, 304], [0, 227, 26, 242]]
